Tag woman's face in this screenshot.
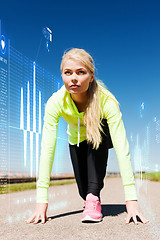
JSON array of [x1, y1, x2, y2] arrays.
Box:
[[61, 58, 94, 96]]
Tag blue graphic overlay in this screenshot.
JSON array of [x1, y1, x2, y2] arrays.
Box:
[[129, 117, 160, 174], [0, 29, 8, 192], [42, 27, 52, 52], [0, 25, 73, 181], [0, 35, 6, 55]]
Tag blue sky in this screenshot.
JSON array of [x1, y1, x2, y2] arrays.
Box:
[[1, 0, 160, 171]]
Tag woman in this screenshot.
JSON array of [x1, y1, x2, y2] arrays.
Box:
[[26, 48, 148, 224]]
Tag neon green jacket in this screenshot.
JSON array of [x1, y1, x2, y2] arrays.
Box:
[[37, 85, 137, 203]]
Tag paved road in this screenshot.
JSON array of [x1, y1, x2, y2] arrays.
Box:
[[0, 177, 160, 240]]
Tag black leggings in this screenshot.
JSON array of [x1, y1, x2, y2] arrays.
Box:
[[69, 119, 113, 200]]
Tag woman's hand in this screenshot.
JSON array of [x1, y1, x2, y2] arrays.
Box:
[[25, 203, 50, 224], [125, 200, 149, 225]]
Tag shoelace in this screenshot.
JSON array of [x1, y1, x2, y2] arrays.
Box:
[[84, 200, 99, 210]]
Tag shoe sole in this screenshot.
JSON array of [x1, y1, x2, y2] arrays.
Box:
[[81, 215, 102, 223]]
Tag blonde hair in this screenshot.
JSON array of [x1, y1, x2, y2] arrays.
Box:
[[61, 48, 111, 149]]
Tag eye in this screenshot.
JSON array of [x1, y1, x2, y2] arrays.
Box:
[[64, 70, 71, 75], [78, 70, 86, 75]]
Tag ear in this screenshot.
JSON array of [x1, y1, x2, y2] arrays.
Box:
[[90, 72, 95, 83]]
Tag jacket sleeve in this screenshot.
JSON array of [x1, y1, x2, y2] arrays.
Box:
[[36, 95, 60, 203], [104, 99, 137, 201]]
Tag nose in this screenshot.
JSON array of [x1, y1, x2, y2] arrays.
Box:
[[71, 73, 78, 83]]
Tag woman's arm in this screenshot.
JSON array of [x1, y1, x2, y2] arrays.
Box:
[[36, 106, 59, 203], [26, 94, 61, 224], [105, 99, 148, 224]]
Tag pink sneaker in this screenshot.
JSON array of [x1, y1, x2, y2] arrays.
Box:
[[81, 193, 102, 222]]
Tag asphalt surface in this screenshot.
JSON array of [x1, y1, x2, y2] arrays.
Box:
[[0, 177, 160, 240]]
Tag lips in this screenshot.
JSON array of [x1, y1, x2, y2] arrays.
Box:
[[70, 84, 80, 88]]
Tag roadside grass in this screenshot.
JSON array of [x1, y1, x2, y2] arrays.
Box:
[[135, 171, 160, 182], [0, 179, 76, 194], [1, 172, 160, 194]]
